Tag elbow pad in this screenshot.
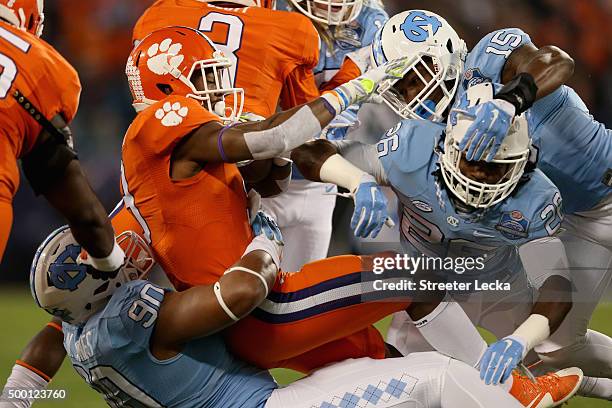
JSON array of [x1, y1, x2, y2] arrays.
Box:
[[243, 106, 322, 159]]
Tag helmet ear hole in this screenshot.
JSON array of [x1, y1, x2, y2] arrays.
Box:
[[446, 39, 454, 53], [156, 84, 173, 95], [94, 281, 110, 296]]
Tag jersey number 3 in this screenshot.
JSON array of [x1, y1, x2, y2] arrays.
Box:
[[199, 12, 244, 87]]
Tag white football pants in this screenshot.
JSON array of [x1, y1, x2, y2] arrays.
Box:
[[266, 352, 522, 408], [262, 179, 337, 272]]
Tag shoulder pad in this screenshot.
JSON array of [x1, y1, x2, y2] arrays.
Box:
[[101, 281, 166, 351], [377, 120, 440, 180]]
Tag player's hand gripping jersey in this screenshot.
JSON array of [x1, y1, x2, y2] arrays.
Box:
[[132, 0, 320, 117], [455, 28, 612, 214], [0, 23, 80, 203], [121, 95, 252, 291]]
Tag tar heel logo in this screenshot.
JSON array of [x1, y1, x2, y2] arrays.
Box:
[[400, 11, 442, 43], [49, 244, 87, 291]]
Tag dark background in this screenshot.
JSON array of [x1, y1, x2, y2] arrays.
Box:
[[1, 0, 610, 281]]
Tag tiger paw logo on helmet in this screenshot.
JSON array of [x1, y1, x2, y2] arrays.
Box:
[[156, 101, 189, 127], [146, 38, 184, 76]]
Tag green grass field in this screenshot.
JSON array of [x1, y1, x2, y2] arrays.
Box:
[[0, 287, 610, 407]]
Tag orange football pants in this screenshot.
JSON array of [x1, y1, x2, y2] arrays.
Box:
[[224, 255, 411, 373]]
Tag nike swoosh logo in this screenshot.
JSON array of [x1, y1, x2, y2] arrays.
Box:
[[488, 109, 499, 131], [526, 392, 550, 408], [473, 230, 495, 238]]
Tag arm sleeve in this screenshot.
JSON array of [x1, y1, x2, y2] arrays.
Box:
[[331, 140, 389, 185]]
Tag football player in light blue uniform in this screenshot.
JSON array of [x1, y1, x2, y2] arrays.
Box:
[[25, 227, 538, 408], [454, 28, 611, 216], [450, 26, 612, 400], [355, 10, 611, 400], [291, 80, 584, 403], [264, 0, 389, 272]]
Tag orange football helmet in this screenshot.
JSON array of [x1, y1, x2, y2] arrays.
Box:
[[126, 26, 244, 121], [0, 0, 44, 36]]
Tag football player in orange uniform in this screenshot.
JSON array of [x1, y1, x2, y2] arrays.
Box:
[[2, 24, 409, 403], [132, 0, 321, 118], [0, 0, 124, 267]]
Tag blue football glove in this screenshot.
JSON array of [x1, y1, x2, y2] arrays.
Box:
[[458, 99, 516, 162], [479, 335, 527, 385], [350, 174, 389, 239], [251, 211, 283, 245]]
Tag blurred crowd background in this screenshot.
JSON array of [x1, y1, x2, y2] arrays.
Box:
[[1, 0, 611, 281]]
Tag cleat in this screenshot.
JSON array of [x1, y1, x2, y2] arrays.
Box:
[[509, 367, 583, 408]]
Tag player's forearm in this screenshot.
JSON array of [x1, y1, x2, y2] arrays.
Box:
[[43, 161, 116, 258], [17, 320, 66, 380], [291, 140, 339, 182], [530, 275, 573, 334], [221, 100, 334, 162], [509, 45, 574, 101], [155, 247, 279, 345]]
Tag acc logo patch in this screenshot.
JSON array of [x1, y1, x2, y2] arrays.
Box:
[[496, 210, 529, 239], [49, 244, 87, 291], [400, 11, 442, 43], [462, 68, 491, 90], [412, 200, 433, 212]]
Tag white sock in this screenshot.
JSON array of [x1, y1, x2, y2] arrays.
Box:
[[413, 301, 488, 367], [578, 376, 612, 401], [0, 364, 49, 408]]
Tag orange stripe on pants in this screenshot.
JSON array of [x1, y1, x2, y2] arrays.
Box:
[[225, 255, 410, 371]]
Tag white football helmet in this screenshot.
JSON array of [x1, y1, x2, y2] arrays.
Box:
[[440, 83, 531, 209], [31, 226, 155, 325], [370, 10, 467, 121], [288, 0, 363, 25]]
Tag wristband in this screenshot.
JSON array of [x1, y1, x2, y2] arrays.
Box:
[[243, 233, 282, 269], [496, 72, 538, 114], [88, 241, 125, 272], [321, 92, 342, 116], [512, 313, 550, 351]]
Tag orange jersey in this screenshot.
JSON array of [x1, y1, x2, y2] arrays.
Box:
[[132, 0, 320, 117], [121, 95, 252, 290], [0, 23, 81, 199]]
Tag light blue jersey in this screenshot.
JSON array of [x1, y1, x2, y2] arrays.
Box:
[[63, 281, 275, 408], [377, 120, 562, 276], [455, 28, 612, 213]]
